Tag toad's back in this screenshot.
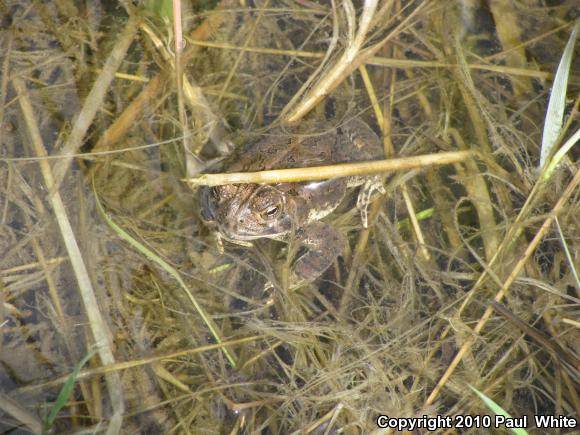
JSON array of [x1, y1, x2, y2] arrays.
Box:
[[222, 119, 383, 173]]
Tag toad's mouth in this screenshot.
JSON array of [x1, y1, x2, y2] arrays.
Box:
[[219, 225, 284, 242]]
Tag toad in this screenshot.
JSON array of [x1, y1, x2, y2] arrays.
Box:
[[199, 119, 384, 284]]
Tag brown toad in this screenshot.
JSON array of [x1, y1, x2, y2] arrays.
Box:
[[199, 118, 384, 283]]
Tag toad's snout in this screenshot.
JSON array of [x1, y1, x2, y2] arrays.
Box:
[[220, 208, 260, 240]]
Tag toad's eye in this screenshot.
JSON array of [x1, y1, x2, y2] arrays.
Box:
[[262, 205, 280, 220]]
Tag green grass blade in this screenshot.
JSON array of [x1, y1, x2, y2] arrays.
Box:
[[469, 385, 528, 435], [540, 20, 579, 168], [43, 350, 97, 432], [92, 179, 237, 367], [543, 127, 580, 181], [144, 0, 173, 22]]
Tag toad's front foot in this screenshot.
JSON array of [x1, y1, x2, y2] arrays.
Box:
[[356, 176, 385, 227]]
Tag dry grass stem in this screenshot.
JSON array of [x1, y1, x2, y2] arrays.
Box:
[[13, 77, 126, 429], [188, 151, 474, 186], [0, 396, 42, 434], [186, 38, 558, 80], [283, 0, 379, 122], [52, 15, 139, 191]]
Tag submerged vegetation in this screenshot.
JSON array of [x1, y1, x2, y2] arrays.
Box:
[[0, 0, 578, 433]]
